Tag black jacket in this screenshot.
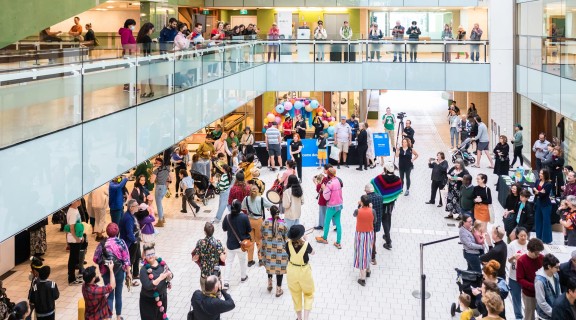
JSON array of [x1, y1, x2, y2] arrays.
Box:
[[558, 261, 576, 293], [222, 213, 251, 250], [357, 130, 368, 148], [429, 160, 448, 182], [479, 240, 507, 278], [28, 279, 59, 315], [516, 201, 535, 232], [191, 290, 235, 320], [403, 127, 415, 144], [551, 293, 576, 320]]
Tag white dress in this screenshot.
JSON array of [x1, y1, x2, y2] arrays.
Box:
[[366, 128, 375, 159]]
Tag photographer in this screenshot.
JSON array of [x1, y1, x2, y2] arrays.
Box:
[[82, 263, 116, 320], [402, 119, 415, 145], [191, 275, 235, 320]]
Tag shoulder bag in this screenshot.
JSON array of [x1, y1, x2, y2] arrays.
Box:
[[226, 215, 253, 252]]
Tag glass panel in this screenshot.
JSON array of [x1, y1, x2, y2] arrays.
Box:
[[527, 36, 543, 70], [136, 96, 176, 164], [519, 36, 528, 66], [202, 48, 223, 79], [560, 40, 576, 79], [403, 0, 439, 7], [526, 67, 543, 104], [82, 54, 136, 121], [135, 45, 175, 104], [362, 63, 406, 89], [315, 64, 363, 91], [252, 42, 267, 65], [0, 66, 82, 147], [174, 49, 202, 90], [174, 87, 204, 141], [446, 64, 490, 92], [278, 41, 297, 63], [561, 77, 576, 119], [542, 72, 561, 113], [406, 63, 445, 90]]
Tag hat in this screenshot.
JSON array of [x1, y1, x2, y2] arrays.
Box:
[[288, 224, 305, 240], [384, 161, 395, 173], [340, 115, 347, 120], [139, 203, 149, 211], [106, 223, 119, 237]]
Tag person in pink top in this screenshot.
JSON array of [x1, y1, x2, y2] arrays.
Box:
[[279, 160, 296, 186], [316, 167, 344, 249], [267, 23, 280, 62], [119, 19, 137, 92]]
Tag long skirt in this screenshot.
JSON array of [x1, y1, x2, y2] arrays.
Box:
[[445, 182, 462, 215], [353, 231, 374, 270], [30, 227, 47, 255], [139, 293, 167, 320]]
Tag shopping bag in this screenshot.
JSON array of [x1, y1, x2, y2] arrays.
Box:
[[330, 146, 341, 161]]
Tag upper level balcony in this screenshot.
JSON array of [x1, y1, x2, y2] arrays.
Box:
[[204, 0, 480, 7]]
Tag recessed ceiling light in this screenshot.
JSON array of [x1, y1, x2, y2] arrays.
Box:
[[106, 6, 114, 8]]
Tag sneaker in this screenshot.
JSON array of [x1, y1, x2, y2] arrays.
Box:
[[444, 214, 454, 219], [404, 190, 409, 196], [241, 276, 249, 283], [280, 166, 286, 170], [247, 260, 255, 267], [345, 165, 349, 168], [69, 280, 83, 286], [333, 227, 338, 232], [315, 236, 328, 244], [366, 270, 371, 278], [357, 279, 366, 286], [180, 210, 187, 213], [313, 226, 323, 230], [337, 165, 341, 169], [371, 258, 377, 265], [383, 243, 392, 250]]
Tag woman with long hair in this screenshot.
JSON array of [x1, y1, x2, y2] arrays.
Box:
[[212, 164, 233, 224], [131, 175, 150, 204], [137, 22, 155, 98], [473, 174, 492, 231], [444, 159, 469, 220], [290, 134, 304, 180], [533, 169, 553, 243], [227, 171, 251, 206], [280, 160, 297, 186], [316, 167, 344, 249], [507, 227, 529, 319], [395, 137, 419, 196], [426, 151, 448, 206], [139, 243, 173, 320], [353, 195, 374, 286], [260, 206, 288, 297], [283, 175, 304, 230], [312, 114, 323, 139]]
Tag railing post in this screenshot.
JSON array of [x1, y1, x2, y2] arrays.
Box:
[[421, 274, 426, 320]]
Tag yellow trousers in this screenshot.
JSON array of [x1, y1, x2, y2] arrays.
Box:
[[287, 263, 315, 311], [247, 218, 263, 262]]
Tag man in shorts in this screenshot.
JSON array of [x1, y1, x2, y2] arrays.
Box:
[[334, 116, 352, 169], [265, 122, 283, 171], [472, 115, 494, 168], [382, 107, 396, 152]]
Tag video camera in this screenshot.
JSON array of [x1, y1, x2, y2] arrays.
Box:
[[397, 112, 406, 120]]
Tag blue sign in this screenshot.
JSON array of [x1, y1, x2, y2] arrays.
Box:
[[373, 133, 391, 157], [286, 139, 320, 167]]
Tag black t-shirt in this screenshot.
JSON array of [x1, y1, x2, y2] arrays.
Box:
[[291, 140, 303, 158], [398, 147, 413, 169], [285, 242, 313, 264], [138, 35, 152, 55]]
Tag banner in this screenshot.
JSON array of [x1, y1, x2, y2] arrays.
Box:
[[286, 139, 320, 167], [277, 11, 292, 39], [373, 133, 391, 157]]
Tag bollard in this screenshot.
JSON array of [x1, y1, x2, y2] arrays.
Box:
[[78, 298, 85, 320]]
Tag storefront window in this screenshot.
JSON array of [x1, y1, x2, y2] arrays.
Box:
[[519, 95, 532, 162]]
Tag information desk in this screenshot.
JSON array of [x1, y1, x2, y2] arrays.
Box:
[[497, 175, 560, 225], [254, 143, 362, 167]]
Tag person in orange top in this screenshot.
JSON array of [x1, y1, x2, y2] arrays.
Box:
[[353, 195, 375, 286], [68, 17, 83, 40]]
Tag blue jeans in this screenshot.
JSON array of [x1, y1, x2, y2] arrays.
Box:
[[470, 44, 480, 61], [155, 184, 167, 221], [285, 218, 300, 230], [318, 206, 335, 228], [463, 250, 481, 272], [214, 187, 231, 222], [509, 278, 523, 320], [393, 44, 403, 61], [110, 209, 123, 225], [535, 202, 552, 243], [103, 269, 125, 315], [450, 127, 459, 147]]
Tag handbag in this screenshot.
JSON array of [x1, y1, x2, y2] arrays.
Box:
[[187, 305, 195, 320], [502, 213, 517, 235], [329, 145, 341, 161], [226, 215, 253, 252]]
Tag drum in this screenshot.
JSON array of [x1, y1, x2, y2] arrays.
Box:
[[266, 180, 284, 204]]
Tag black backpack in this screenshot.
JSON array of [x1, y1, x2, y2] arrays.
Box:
[[99, 240, 123, 272]]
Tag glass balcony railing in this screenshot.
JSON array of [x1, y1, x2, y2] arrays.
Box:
[[517, 35, 576, 80], [0, 39, 489, 149]]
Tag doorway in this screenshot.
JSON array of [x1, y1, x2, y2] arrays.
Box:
[[323, 14, 349, 39], [530, 102, 555, 165]]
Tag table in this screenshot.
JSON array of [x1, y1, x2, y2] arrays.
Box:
[[497, 175, 560, 225], [254, 143, 361, 167]]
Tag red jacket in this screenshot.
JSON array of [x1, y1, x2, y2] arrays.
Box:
[[316, 176, 330, 206], [516, 253, 543, 297]]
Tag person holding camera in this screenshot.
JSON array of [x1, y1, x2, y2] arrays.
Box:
[[191, 275, 236, 320], [406, 21, 421, 62], [392, 20, 405, 62], [139, 243, 173, 320], [82, 262, 116, 320], [222, 200, 252, 290], [425, 152, 449, 207], [192, 222, 226, 291]]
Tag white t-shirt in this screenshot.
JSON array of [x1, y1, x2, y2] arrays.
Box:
[[335, 122, 351, 142], [507, 240, 528, 280], [66, 207, 81, 243]]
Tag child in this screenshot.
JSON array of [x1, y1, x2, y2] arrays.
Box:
[[135, 203, 156, 244], [231, 149, 239, 173], [459, 293, 474, 320], [248, 168, 266, 196], [472, 220, 485, 255], [316, 131, 328, 169]]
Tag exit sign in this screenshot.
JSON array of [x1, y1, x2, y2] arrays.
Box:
[[239, 9, 248, 15], [203, 10, 210, 14]]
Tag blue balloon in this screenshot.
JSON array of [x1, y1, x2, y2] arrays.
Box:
[[294, 101, 304, 110], [327, 126, 335, 136], [275, 104, 285, 114], [310, 100, 319, 109]]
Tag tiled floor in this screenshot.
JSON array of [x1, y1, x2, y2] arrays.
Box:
[[2, 91, 562, 319]]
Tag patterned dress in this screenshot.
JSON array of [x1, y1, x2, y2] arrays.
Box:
[[260, 218, 288, 275], [445, 168, 469, 215]]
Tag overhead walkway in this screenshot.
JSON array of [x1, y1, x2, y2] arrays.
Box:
[[0, 39, 490, 242]]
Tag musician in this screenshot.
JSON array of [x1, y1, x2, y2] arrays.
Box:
[[241, 185, 273, 268]]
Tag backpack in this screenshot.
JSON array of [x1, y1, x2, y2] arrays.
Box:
[[497, 277, 510, 299], [99, 240, 124, 273]]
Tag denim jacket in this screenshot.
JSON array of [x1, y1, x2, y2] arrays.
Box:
[[535, 270, 561, 319]]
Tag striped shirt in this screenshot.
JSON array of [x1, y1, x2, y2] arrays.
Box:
[[217, 173, 232, 191], [265, 127, 281, 145]]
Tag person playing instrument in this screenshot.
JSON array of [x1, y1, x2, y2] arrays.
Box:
[[242, 185, 273, 268]]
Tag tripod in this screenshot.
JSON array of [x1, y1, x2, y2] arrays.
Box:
[[392, 117, 405, 167]]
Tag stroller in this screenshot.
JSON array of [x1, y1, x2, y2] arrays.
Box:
[[450, 268, 483, 317], [451, 138, 476, 166], [191, 170, 216, 206]]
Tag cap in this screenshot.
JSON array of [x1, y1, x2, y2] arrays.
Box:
[[340, 115, 347, 120]]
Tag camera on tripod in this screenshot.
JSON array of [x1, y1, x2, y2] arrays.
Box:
[[397, 112, 407, 120]]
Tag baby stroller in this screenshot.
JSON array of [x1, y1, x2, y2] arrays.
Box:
[[450, 268, 483, 317], [191, 170, 216, 206], [451, 138, 476, 166]]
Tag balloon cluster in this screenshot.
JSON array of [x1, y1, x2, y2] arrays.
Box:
[[265, 98, 326, 132]]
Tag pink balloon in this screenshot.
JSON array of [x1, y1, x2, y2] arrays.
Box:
[[284, 102, 293, 111], [304, 100, 310, 105], [275, 116, 281, 124]]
